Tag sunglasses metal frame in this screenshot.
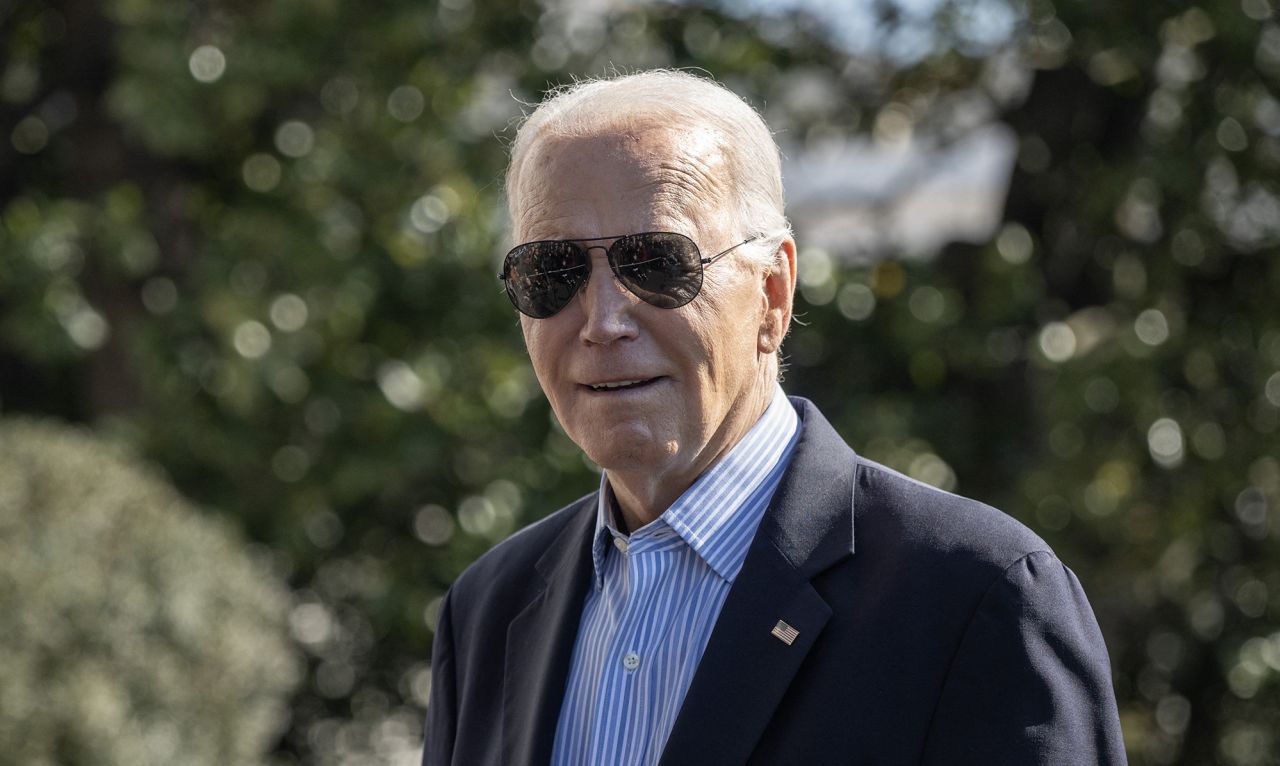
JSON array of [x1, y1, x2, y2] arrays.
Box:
[[498, 231, 758, 319]]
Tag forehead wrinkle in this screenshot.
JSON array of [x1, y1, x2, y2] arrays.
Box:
[[518, 177, 703, 242], [620, 157, 730, 236], [513, 126, 732, 241], [653, 154, 724, 203], [513, 193, 571, 240], [648, 142, 733, 237]]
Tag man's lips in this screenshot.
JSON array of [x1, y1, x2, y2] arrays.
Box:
[[581, 377, 663, 392]]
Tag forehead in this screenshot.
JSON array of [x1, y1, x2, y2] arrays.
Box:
[[513, 123, 731, 241]]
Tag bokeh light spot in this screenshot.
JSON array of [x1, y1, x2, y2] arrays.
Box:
[[230, 260, 268, 296], [873, 103, 913, 146], [1112, 254, 1147, 298], [242, 153, 282, 192], [908, 286, 946, 323], [986, 328, 1021, 364], [269, 293, 309, 332], [1184, 349, 1219, 389], [798, 248, 833, 288], [303, 509, 344, 549], [870, 261, 905, 298], [531, 36, 570, 71], [289, 602, 334, 646], [188, 45, 227, 84], [1038, 321, 1077, 362], [233, 320, 272, 359], [1154, 694, 1191, 735], [485, 367, 537, 419], [798, 248, 836, 306], [996, 222, 1033, 264], [274, 121, 314, 158], [1219, 723, 1272, 765], [1148, 418, 1185, 468], [1217, 117, 1248, 152], [1189, 594, 1224, 641], [11, 116, 49, 154], [267, 364, 309, 403], [1265, 371, 1280, 407], [1135, 308, 1170, 346], [406, 666, 433, 706], [1191, 422, 1226, 460], [315, 660, 354, 698], [457, 495, 495, 536], [1, 59, 39, 103], [377, 360, 425, 411], [1036, 495, 1071, 531], [837, 283, 875, 321], [140, 277, 178, 315], [423, 596, 444, 633], [387, 85, 424, 122], [320, 76, 359, 115], [410, 195, 450, 234], [1243, 0, 1273, 20], [65, 306, 109, 350], [413, 505, 455, 546], [271, 445, 310, 482], [1235, 580, 1268, 618], [1235, 487, 1268, 529], [907, 452, 956, 491]]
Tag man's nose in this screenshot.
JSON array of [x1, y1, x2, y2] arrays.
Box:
[[577, 252, 639, 345]]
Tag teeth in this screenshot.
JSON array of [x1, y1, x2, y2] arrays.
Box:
[[589, 379, 648, 391]]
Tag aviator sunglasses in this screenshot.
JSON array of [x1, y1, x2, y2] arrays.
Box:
[[499, 231, 757, 319]]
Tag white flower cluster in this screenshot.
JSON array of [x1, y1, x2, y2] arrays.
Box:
[[0, 419, 301, 765]]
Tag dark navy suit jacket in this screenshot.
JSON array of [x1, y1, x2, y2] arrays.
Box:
[[423, 398, 1127, 765]]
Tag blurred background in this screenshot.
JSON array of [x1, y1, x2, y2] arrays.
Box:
[[2, 0, 1278, 763]]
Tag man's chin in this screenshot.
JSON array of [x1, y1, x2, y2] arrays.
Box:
[[577, 429, 680, 474]]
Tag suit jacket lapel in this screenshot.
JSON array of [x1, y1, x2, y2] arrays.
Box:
[[502, 496, 596, 766], [660, 398, 857, 766]]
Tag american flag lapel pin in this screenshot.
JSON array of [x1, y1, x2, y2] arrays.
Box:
[[771, 619, 800, 646]]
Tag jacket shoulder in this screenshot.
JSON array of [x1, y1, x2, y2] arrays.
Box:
[[852, 456, 1051, 579]]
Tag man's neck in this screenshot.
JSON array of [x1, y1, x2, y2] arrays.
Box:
[[605, 382, 777, 532]]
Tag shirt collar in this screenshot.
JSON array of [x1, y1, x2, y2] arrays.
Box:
[[590, 384, 800, 587]]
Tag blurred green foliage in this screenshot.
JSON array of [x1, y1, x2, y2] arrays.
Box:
[[0, 418, 298, 765], [2, 0, 1279, 763]]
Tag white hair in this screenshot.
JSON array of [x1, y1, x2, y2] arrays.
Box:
[[505, 69, 792, 270]]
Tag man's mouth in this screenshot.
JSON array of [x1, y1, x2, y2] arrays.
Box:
[[585, 377, 660, 392]]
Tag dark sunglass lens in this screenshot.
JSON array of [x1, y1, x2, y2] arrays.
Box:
[[504, 241, 588, 318], [610, 233, 702, 309]]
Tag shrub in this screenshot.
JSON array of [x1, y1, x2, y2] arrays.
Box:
[[0, 419, 300, 765]]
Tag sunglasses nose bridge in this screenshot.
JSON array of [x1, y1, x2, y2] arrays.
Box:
[[574, 244, 612, 287], [577, 244, 633, 299], [574, 247, 642, 340]]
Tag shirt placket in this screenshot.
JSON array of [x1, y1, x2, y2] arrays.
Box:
[[590, 532, 672, 764]]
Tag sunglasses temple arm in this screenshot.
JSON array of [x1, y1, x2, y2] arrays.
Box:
[[702, 235, 760, 265]]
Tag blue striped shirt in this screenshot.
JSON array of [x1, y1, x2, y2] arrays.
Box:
[[550, 385, 800, 766]]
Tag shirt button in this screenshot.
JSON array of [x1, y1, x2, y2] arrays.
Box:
[[613, 537, 629, 554], [622, 652, 641, 672]]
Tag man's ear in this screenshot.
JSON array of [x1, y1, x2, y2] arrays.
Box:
[[758, 237, 797, 355]]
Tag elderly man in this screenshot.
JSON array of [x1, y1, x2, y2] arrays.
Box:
[[423, 70, 1125, 766]]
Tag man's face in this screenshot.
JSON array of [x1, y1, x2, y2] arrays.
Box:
[[513, 124, 782, 500]]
